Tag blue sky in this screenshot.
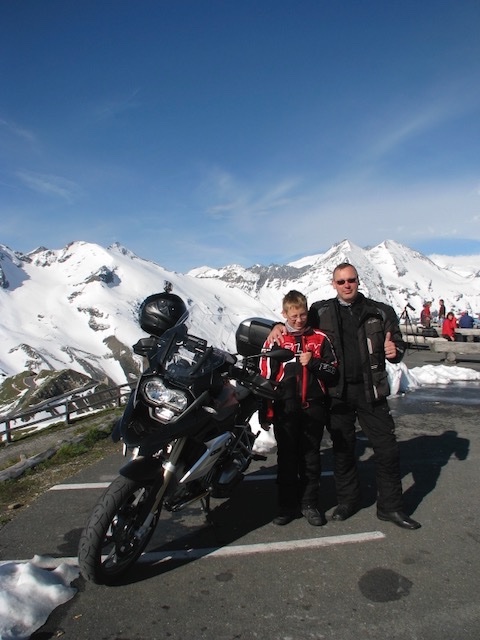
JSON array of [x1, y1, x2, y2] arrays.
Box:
[[1, 1, 480, 272]]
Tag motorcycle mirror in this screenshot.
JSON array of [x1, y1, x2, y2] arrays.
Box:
[[260, 348, 294, 362], [133, 336, 158, 356], [241, 347, 294, 364]]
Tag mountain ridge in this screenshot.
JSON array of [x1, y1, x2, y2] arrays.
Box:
[[1, 238, 479, 400]]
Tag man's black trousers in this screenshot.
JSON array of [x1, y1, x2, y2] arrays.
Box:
[[329, 382, 403, 512]]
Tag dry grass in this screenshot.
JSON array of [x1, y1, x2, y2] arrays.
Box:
[[0, 421, 121, 528]]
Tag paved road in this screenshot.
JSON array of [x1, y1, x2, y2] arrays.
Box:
[[1, 349, 480, 639]]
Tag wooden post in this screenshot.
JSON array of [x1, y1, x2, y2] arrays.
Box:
[[3, 419, 12, 443]]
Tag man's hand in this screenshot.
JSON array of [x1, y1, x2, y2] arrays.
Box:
[[384, 331, 397, 360], [267, 323, 286, 345]]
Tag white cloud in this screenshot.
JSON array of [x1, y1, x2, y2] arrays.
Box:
[[15, 171, 81, 204], [91, 89, 142, 122], [361, 72, 480, 162], [195, 167, 480, 266], [0, 118, 37, 144]]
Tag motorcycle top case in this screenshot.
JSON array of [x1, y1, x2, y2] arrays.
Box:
[[235, 317, 277, 357]]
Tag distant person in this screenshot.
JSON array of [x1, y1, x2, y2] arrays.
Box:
[[259, 290, 338, 526], [441, 311, 457, 341], [267, 263, 421, 530], [420, 301, 432, 328], [458, 311, 474, 329], [438, 299, 446, 325]]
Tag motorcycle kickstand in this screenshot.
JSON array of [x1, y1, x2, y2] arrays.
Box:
[[200, 495, 214, 524]]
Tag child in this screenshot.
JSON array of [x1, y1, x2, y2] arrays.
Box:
[[259, 290, 338, 526]]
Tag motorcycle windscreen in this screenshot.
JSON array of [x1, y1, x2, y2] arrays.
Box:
[[162, 333, 229, 393]]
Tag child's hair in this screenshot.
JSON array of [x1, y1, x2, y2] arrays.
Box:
[[282, 290, 308, 312]]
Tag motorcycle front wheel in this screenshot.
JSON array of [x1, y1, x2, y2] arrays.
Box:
[[78, 475, 161, 585]]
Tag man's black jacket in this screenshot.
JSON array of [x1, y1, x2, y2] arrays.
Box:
[[308, 293, 405, 403]]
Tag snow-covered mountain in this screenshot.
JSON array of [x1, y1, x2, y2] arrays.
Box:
[[1, 239, 479, 392], [190, 239, 480, 318]]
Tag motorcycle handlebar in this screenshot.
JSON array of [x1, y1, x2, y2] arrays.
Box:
[[229, 365, 252, 383], [228, 347, 294, 398], [229, 365, 279, 400]]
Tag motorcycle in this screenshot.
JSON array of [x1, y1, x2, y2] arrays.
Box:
[[78, 286, 289, 585]]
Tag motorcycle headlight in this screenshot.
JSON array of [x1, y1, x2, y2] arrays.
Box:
[[142, 378, 188, 414]]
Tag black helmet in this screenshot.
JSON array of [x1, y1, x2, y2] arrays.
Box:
[[139, 292, 188, 337]]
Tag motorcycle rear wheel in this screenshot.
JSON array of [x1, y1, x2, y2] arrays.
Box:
[[78, 475, 160, 585]]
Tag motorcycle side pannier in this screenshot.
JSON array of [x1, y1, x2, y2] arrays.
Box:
[[235, 317, 277, 357]]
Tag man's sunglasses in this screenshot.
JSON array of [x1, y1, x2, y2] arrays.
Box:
[[335, 278, 358, 285]]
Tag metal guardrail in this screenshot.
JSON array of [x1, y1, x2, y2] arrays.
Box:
[[0, 381, 136, 444]]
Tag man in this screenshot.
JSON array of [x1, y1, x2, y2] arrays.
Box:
[[268, 262, 421, 530], [438, 299, 446, 325], [458, 311, 474, 329]]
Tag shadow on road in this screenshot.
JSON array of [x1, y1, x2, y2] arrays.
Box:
[[355, 429, 470, 515]]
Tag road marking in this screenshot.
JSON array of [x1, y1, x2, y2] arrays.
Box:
[[4, 531, 385, 568], [50, 482, 111, 490], [49, 471, 334, 491], [143, 531, 386, 563], [246, 471, 333, 481]]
